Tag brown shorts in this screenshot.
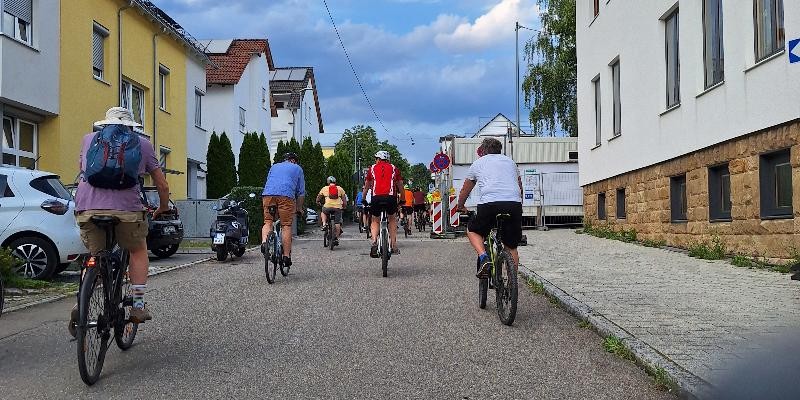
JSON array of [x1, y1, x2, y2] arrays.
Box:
[[76, 210, 148, 254], [262, 196, 295, 227]]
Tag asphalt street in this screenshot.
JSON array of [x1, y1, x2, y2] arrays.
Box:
[[0, 225, 673, 399]]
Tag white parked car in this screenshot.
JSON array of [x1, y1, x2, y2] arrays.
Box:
[[306, 208, 319, 225], [0, 166, 87, 279]]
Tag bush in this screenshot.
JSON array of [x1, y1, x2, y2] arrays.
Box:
[[688, 236, 726, 260], [228, 186, 265, 244], [0, 247, 21, 281]]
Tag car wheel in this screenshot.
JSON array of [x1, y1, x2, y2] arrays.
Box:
[[9, 237, 58, 279], [151, 244, 179, 259]]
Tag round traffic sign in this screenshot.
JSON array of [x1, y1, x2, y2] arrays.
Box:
[[429, 162, 440, 173], [433, 153, 451, 170]]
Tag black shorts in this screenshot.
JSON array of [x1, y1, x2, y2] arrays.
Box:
[[369, 195, 398, 217], [413, 204, 426, 212], [401, 206, 413, 214], [467, 202, 523, 249]]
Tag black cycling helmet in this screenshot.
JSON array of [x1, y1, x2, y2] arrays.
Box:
[[284, 152, 299, 162]]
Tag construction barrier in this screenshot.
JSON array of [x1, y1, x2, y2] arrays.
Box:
[[431, 201, 443, 234], [449, 195, 460, 227]]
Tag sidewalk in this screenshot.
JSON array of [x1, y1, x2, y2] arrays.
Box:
[[518, 229, 800, 399]]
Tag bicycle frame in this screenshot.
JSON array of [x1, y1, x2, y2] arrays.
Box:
[[378, 211, 391, 255]]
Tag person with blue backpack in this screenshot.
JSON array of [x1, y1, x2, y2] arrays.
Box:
[[68, 107, 170, 332]]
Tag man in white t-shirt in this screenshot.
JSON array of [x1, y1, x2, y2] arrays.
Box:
[[456, 137, 523, 278]]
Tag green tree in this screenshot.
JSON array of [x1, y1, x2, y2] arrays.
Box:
[[287, 137, 301, 158], [407, 163, 432, 190], [300, 137, 324, 208], [332, 125, 411, 186], [522, 0, 577, 137], [217, 132, 238, 196], [275, 140, 287, 163], [259, 133, 272, 178], [206, 132, 226, 198], [237, 132, 262, 187]]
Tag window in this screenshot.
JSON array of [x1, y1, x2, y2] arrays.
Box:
[[664, 10, 680, 108], [194, 88, 204, 128], [275, 101, 285, 109], [593, 76, 601, 147], [703, 0, 724, 88], [239, 107, 246, 132], [2, 116, 37, 169], [760, 149, 793, 219], [597, 192, 606, 220], [121, 80, 145, 129], [593, 0, 599, 17], [754, 0, 784, 61], [611, 60, 621, 136], [709, 163, 732, 221], [30, 176, 73, 201], [616, 188, 626, 219], [670, 175, 687, 222], [2, 0, 32, 45], [92, 22, 109, 79], [159, 65, 170, 111], [159, 147, 170, 169], [0, 174, 14, 197]]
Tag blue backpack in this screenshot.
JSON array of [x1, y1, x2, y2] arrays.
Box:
[[84, 125, 142, 190]]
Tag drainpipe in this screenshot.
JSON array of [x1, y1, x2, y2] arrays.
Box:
[[117, 2, 133, 106], [152, 32, 160, 148]]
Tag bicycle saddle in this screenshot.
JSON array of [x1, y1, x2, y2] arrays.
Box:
[[268, 205, 278, 216], [90, 215, 121, 227], [496, 214, 512, 221]]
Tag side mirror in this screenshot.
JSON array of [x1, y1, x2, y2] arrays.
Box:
[[249, 193, 256, 198]]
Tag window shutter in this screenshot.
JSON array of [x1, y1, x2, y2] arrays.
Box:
[[92, 30, 104, 72], [3, 0, 32, 23]]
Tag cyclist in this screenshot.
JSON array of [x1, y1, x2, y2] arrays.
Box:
[[456, 137, 522, 278], [70, 107, 170, 328], [316, 176, 347, 246], [412, 186, 427, 227], [362, 150, 404, 257], [401, 184, 414, 234], [261, 152, 305, 268]]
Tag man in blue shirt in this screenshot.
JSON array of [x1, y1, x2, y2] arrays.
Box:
[[261, 152, 306, 267]]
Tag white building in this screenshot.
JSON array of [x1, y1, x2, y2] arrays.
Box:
[[577, 0, 799, 257], [186, 53, 209, 199], [270, 67, 323, 154], [201, 39, 274, 165], [0, 0, 59, 168], [442, 114, 582, 227]]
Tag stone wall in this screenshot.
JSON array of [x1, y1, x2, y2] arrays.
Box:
[[583, 120, 800, 258]]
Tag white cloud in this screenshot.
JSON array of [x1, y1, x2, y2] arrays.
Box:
[[434, 0, 540, 52]]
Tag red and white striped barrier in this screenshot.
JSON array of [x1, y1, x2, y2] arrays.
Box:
[[449, 195, 460, 227], [431, 201, 443, 234]]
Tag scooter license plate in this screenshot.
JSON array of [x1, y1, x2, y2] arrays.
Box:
[[163, 225, 176, 234], [213, 233, 225, 244]]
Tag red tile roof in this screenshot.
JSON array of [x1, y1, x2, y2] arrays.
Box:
[[206, 39, 274, 85]]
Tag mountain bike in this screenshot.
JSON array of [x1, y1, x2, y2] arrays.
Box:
[[263, 206, 290, 284], [473, 212, 518, 326], [322, 209, 340, 251], [377, 210, 392, 277], [414, 208, 427, 232], [75, 216, 139, 385]]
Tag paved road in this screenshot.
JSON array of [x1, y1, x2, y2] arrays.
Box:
[[0, 226, 672, 399]]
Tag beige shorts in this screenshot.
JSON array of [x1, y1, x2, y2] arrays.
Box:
[[262, 196, 296, 227], [76, 210, 148, 254]]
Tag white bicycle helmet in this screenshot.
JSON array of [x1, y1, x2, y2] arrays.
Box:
[[327, 176, 336, 183], [375, 150, 390, 160]]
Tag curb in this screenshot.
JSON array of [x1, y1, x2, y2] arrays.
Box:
[[3, 254, 216, 315], [519, 265, 714, 400]]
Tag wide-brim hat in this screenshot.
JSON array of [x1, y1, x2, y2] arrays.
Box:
[[93, 107, 142, 128]]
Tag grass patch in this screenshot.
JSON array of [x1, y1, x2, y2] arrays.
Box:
[[650, 366, 678, 392], [1, 247, 80, 292], [179, 240, 211, 248], [603, 335, 635, 361], [578, 319, 591, 329], [687, 236, 726, 260], [640, 238, 666, 248], [729, 254, 795, 273], [526, 277, 545, 295]]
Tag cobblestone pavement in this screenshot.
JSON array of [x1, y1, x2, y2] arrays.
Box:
[[0, 225, 673, 399], [518, 229, 800, 392]]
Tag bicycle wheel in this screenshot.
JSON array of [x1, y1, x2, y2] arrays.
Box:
[[323, 225, 330, 248], [265, 232, 277, 284], [380, 230, 389, 278], [114, 254, 138, 350], [77, 267, 109, 385], [494, 250, 518, 326], [329, 226, 336, 251], [276, 231, 289, 277]]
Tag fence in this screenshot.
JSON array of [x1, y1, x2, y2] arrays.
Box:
[[521, 171, 583, 228], [175, 199, 219, 239]]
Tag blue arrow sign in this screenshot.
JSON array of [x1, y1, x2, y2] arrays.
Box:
[[790, 38, 800, 64]]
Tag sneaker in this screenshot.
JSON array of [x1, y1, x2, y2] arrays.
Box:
[[391, 247, 400, 255], [333, 238, 340, 246], [370, 243, 379, 258], [129, 307, 153, 324], [283, 256, 292, 267], [476, 256, 492, 279], [68, 304, 78, 338]]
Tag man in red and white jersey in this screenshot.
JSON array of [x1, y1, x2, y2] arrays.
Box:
[[362, 150, 404, 257]]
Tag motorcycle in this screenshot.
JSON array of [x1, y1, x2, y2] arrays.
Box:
[[210, 194, 254, 261]]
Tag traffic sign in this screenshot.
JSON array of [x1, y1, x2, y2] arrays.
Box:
[[428, 183, 435, 192], [790, 38, 800, 64], [429, 162, 440, 173], [433, 153, 451, 170]]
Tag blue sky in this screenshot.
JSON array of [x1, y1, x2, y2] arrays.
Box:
[[155, 0, 541, 163]]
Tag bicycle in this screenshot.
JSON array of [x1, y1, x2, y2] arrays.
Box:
[[471, 211, 518, 326], [414, 208, 427, 232], [263, 206, 290, 284], [375, 209, 392, 277], [321, 209, 340, 251], [75, 216, 139, 385]]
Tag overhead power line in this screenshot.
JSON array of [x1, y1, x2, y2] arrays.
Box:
[[321, 0, 412, 143]]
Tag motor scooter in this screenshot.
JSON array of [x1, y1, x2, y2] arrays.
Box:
[[210, 194, 254, 261]]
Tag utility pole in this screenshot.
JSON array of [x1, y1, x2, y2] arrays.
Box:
[[513, 21, 521, 162]]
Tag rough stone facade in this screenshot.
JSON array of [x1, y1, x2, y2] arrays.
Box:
[[583, 120, 800, 258]]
